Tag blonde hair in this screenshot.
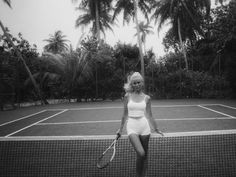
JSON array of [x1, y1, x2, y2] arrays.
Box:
[[123, 72, 144, 93]]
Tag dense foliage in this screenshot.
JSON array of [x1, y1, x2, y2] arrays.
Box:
[[0, 1, 235, 108]]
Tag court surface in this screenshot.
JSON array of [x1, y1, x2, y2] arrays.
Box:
[[1, 99, 236, 177], [0, 99, 236, 138]]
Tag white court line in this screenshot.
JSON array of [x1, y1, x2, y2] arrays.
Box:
[[46, 104, 222, 111], [48, 107, 122, 111], [153, 104, 221, 108], [157, 129, 236, 137], [5, 109, 68, 137], [38, 120, 121, 125], [36, 116, 233, 126], [1, 129, 236, 141], [218, 104, 236, 110], [198, 105, 235, 119], [0, 110, 47, 127]]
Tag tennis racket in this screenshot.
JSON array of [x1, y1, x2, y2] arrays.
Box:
[[96, 133, 120, 169]]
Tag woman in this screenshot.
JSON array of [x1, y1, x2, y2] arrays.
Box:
[[117, 72, 163, 177]]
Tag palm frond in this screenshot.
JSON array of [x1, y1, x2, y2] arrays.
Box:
[[74, 0, 114, 40], [151, 0, 210, 39], [3, 0, 11, 8], [112, 0, 134, 25], [42, 52, 66, 75], [43, 30, 69, 53]]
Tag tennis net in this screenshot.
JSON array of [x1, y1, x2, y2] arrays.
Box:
[[1, 131, 236, 177]]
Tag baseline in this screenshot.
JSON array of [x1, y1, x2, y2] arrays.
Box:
[[198, 105, 235, 119], [219, 104, 236, 110], [0, 110, 47, 127], [45, 104, 222, 111], [36, 116, 233, 126], [5, 109, 68, 137]]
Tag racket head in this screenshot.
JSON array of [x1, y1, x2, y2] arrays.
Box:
[[96, 135, 120, 169], [96, 146, 115, 169]]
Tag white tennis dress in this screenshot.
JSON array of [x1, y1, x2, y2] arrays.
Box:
[[126, 96, 151, 135]]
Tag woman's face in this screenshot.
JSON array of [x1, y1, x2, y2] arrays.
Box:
[[131, 79, 143, 93]]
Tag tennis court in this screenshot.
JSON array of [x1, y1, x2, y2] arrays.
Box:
[[0, 99, 236, 177]]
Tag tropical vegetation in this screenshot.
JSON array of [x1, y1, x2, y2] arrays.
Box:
[[0, 0, 235, 110]]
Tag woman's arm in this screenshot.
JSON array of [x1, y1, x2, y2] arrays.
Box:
[[146, 95, 164, 136], [117, 94, 128, 136]]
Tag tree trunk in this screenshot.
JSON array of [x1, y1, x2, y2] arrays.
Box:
[[95, 62, 98, 99], [123, 56, 126, 83], [177, 18, 188, 70], [0, 20, 48, 105], [133, 0, 145, 88], [95, 2, 100, 98], [95, 1, 101, 45], [143, 38, 147, 56]]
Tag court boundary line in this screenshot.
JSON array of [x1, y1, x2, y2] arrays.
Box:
[[219, 104, 236, 110], [1, 103, 233, 127], [1, 103, 235, 138], [36, 116, 233, 126], [198, 105, 235, 119], [45, 104, 223, 111], [5, 109, 68, 137], [1, 129, 236, 141], [0, 110, 47, 127]]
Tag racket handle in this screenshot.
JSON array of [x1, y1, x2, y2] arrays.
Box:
[[116, 132, 121, 139]]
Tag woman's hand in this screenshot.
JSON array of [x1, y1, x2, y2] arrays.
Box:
[[116, 128, 122, 138], [155, 128, 164, 136]]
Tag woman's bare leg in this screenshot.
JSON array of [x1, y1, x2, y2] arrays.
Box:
[[140, 134, 150, 176], [129, 134, 150, 177]]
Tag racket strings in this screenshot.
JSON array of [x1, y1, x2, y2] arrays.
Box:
[[97, 147, 115, 168]]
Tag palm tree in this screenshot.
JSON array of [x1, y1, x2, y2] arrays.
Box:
[[35, 48, 93, 101], [0, 0, 47, 104], [112, 0, 152, 87], [43, 30, 69, 54], [2, 0, 11, 7], [151, 0, 211, 70], [215, 0, 228, 5], [134, 21, 154, 54], [72, 0, 114, 98], [72, 0, 114, 44]]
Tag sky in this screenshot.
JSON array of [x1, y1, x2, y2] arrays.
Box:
[[0, 0, 221, 57], [0, 0, 170, 57]]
